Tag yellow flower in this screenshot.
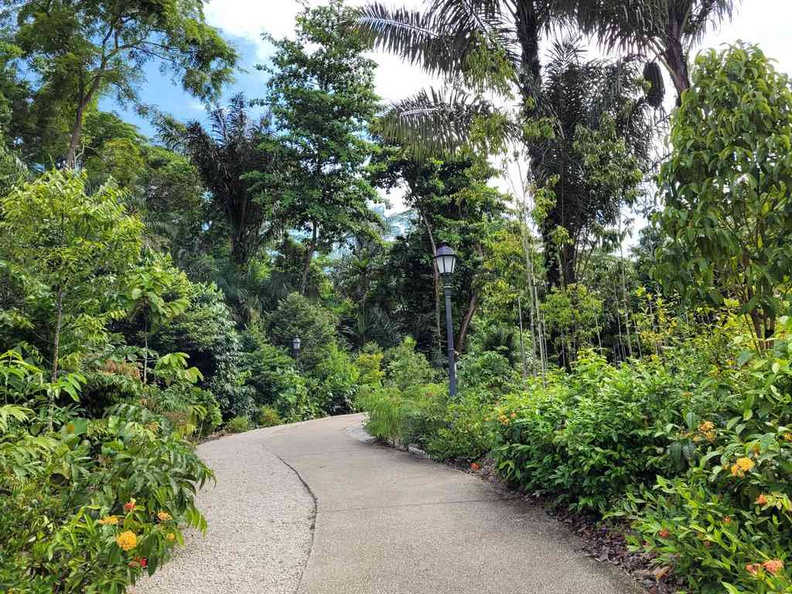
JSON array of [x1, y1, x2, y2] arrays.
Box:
[[731, 457, 755, 477], [166, 532, 176, 541], [98, 515, 119, 526], [157, 511, 172, 522], [116, 531, 137, 551]]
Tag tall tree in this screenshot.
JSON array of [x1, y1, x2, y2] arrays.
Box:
[[560, 0, 737, 99], [0, 171, 143, 379], [161, 94, 284, 269], [533, 41, 649, 287], [5, 0, 236, 167], [655, 44, 792, 347], [359, 2, 653, 288], [371, 152, 508, 354], [265, 0, 381, 295]]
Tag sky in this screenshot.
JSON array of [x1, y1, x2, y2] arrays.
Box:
[[101, 0, 792, 217]]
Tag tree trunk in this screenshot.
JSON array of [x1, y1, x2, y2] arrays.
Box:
[[299, 222, 318, 296], [456, 293, 477, 354], [65, 76, 102, 169], [664, 27, 691, 102], [51, 288, 64, 382], [65, 100, 87, 169], [421, 216, 442, 350], [142, 328, 149, 385]]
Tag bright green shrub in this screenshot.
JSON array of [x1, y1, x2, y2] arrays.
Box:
[[492, 350, 730, 512], [0, 354, 210, 593], [360, 382, 445, 449], [309, 343, 360, 415], [267, 292, 338, 370], [224, 416, 250, 433], [257, 405, 282, 428], [621, 321, 792, 592], [354, 347, 384, 389], [382, 337, 438, 390]]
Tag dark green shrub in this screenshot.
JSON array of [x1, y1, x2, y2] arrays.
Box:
[[240, 328, 301, 406], [267, 292, 338, 370]]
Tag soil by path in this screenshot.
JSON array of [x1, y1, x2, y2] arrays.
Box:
[[136, 413, 645, 594]]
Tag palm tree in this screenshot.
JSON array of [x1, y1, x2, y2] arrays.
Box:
[[359, 1, 652, 287], [536, 39, 652, 287], [558, 0, 737, 100], [358, 0, 550, 151], [159, 93, 285, 269]]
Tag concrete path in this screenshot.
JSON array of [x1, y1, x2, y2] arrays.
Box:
[[139, 413, 645, 594]]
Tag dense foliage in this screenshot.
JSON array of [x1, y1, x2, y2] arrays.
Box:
[[1, 0, 788, 590]]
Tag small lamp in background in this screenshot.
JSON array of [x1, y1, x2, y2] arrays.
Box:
[[291, 336, 302, 360]]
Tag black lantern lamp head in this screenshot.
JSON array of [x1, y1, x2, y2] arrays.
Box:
[[291, 336, 302, 359], [434, 242, 457, 280]]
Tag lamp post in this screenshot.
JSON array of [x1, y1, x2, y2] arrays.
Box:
[[291, 336, 302, 361], [434, 242, 457, 397]]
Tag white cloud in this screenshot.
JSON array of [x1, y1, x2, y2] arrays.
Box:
[[699, 0, 792, 71], [205, 0, 432, 101]]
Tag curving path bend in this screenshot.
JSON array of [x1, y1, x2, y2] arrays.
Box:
[[136, 413, 645, 594]]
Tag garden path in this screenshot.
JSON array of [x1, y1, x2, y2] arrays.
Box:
[[136, 413, 644, 594]]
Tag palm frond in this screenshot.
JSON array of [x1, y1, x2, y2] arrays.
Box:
[[358, 1, 512, 84], [377, 87, 514, 157]]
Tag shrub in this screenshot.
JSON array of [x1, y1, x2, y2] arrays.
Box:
[[0, 353, 210, 593], [382, 337, 438, 390], [309, 343, 360, 415], [492, 350, 731, 512], [224, 416, 250, 434], [424, 388, 496, 462], [240, 328, 301, 406], [619, 320, 792, 592], [257, 405, 282, 428], [267, 292, 338, 370]]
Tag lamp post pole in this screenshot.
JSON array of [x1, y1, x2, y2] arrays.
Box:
[[434, 242, 458, 398], [442, 275, 457, 397]]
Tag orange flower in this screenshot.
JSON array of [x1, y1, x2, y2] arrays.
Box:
[[746, 563, 760, 576], [157, 511, 172, 522], [763, 559, 784, 575], [658, 529, 670, 539], [123, 498, 137, 513], [116, 531, 137, 551], [470, 462, 480, 471], [723, 516, 732, 525], [510, 412, 517, 419], [756, 494, 768, 506]]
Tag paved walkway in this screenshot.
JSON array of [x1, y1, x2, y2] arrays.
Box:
[[138, 413, 644, 594]]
